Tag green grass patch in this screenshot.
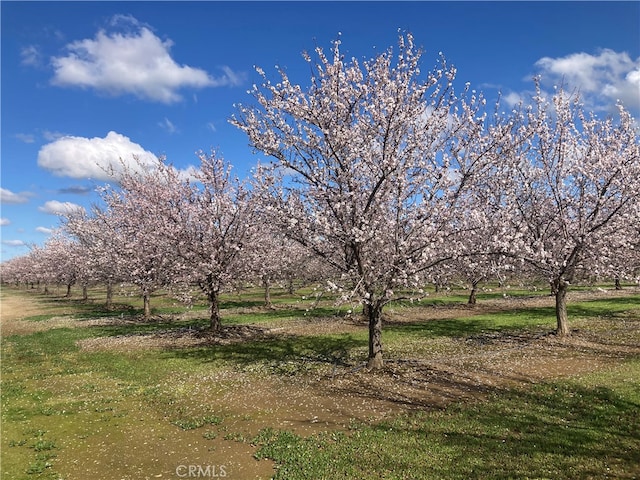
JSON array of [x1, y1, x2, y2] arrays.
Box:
[[385, 306, 556, 340], [253, 360, 640, 479], [89, 317, 211, 337], [172, 414, 223, 430], [568, 294, 640, 318], [3, 328, 88, 359], [171, 332, 366, 373]]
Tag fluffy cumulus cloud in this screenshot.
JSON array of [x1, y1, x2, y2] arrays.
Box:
[[37, 131, 159, 181], [35, 226, 54, 234], [534, 49, 640, 113], [38, 200, 85, 216], [0, 218, 10, 226], [50, 16, 244, 103]]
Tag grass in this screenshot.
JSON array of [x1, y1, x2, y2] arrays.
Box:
[[1, 283, 639, 479], [171, 332, 365, 368], [385, 307, 556, 340], [172, 414, 224, 430], [252, 360, 640, 479]]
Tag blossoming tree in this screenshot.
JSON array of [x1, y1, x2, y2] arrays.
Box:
[[233, 34, 511, 368], [497, 83, 640, 335], [173, 151, 260, 331]]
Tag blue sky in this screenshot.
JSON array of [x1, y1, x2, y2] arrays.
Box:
[[2, 1, 639, 261]]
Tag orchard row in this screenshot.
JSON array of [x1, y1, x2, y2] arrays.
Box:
[[3, 35, 638, 368]]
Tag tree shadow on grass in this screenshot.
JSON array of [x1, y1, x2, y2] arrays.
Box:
[[31, 292, 146, 319], [397, 381, 640, 479], [383, 305, 557, 339], [251, 375, 640, 479], [222, 306, 348, 325], [88, 317, 211, 337], [328, 361, 502, 411], [167, 333, 366, 369], [567, 294, 640, 318]]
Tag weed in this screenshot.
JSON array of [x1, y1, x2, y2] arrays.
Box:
[[8, 439, 28, 447], [26, 452, 56, 475], [223, 432, 246, 442], [32, 440, 57, 452]]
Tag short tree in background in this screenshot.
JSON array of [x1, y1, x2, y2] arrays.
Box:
[[173, 151, 260, 331], [64, 210, 125, 309], [65, 153, 259, 331], [498, 83, 640, 335], [81, 157, 186, 319]]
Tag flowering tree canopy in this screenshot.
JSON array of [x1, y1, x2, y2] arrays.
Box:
[[173, 151, 260, 331], [496, 83, 640, 334], [232, 34, 513, 368]]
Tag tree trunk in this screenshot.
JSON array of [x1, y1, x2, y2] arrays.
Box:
[[367, 302, 384, 370], [262, 276, 272, 307], [143, 292, 151, 319], [208, 290, 222, 332], [468, 280, 479, 305], [615, 277, 622, 290], [65, 283, 73, 298], [554, 279, 570, 336], [82, 285, 88, 301], [105, 281, 114, 310]]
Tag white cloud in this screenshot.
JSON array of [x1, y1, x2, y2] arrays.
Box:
[[37, 131, 159, 181], [43, 130, 68, 142], [534, 49, 640, 113], [2, 240, 26, 247], [20, 45, 42, 66], [0, 218, 10, 226], [57, 186, 91, 195], [14, 133, 36, 143], [1, 188, 31, 204], [502, 92, 524, 109], [36, 226, 54, 234], [219, 65, 245, 86], [159, 117, 178, 134], [50, 17, 244, 103], [38, 200, 85, 216]]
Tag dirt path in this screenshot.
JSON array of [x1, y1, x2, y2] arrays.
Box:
[[0, 288, 87, 335]]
